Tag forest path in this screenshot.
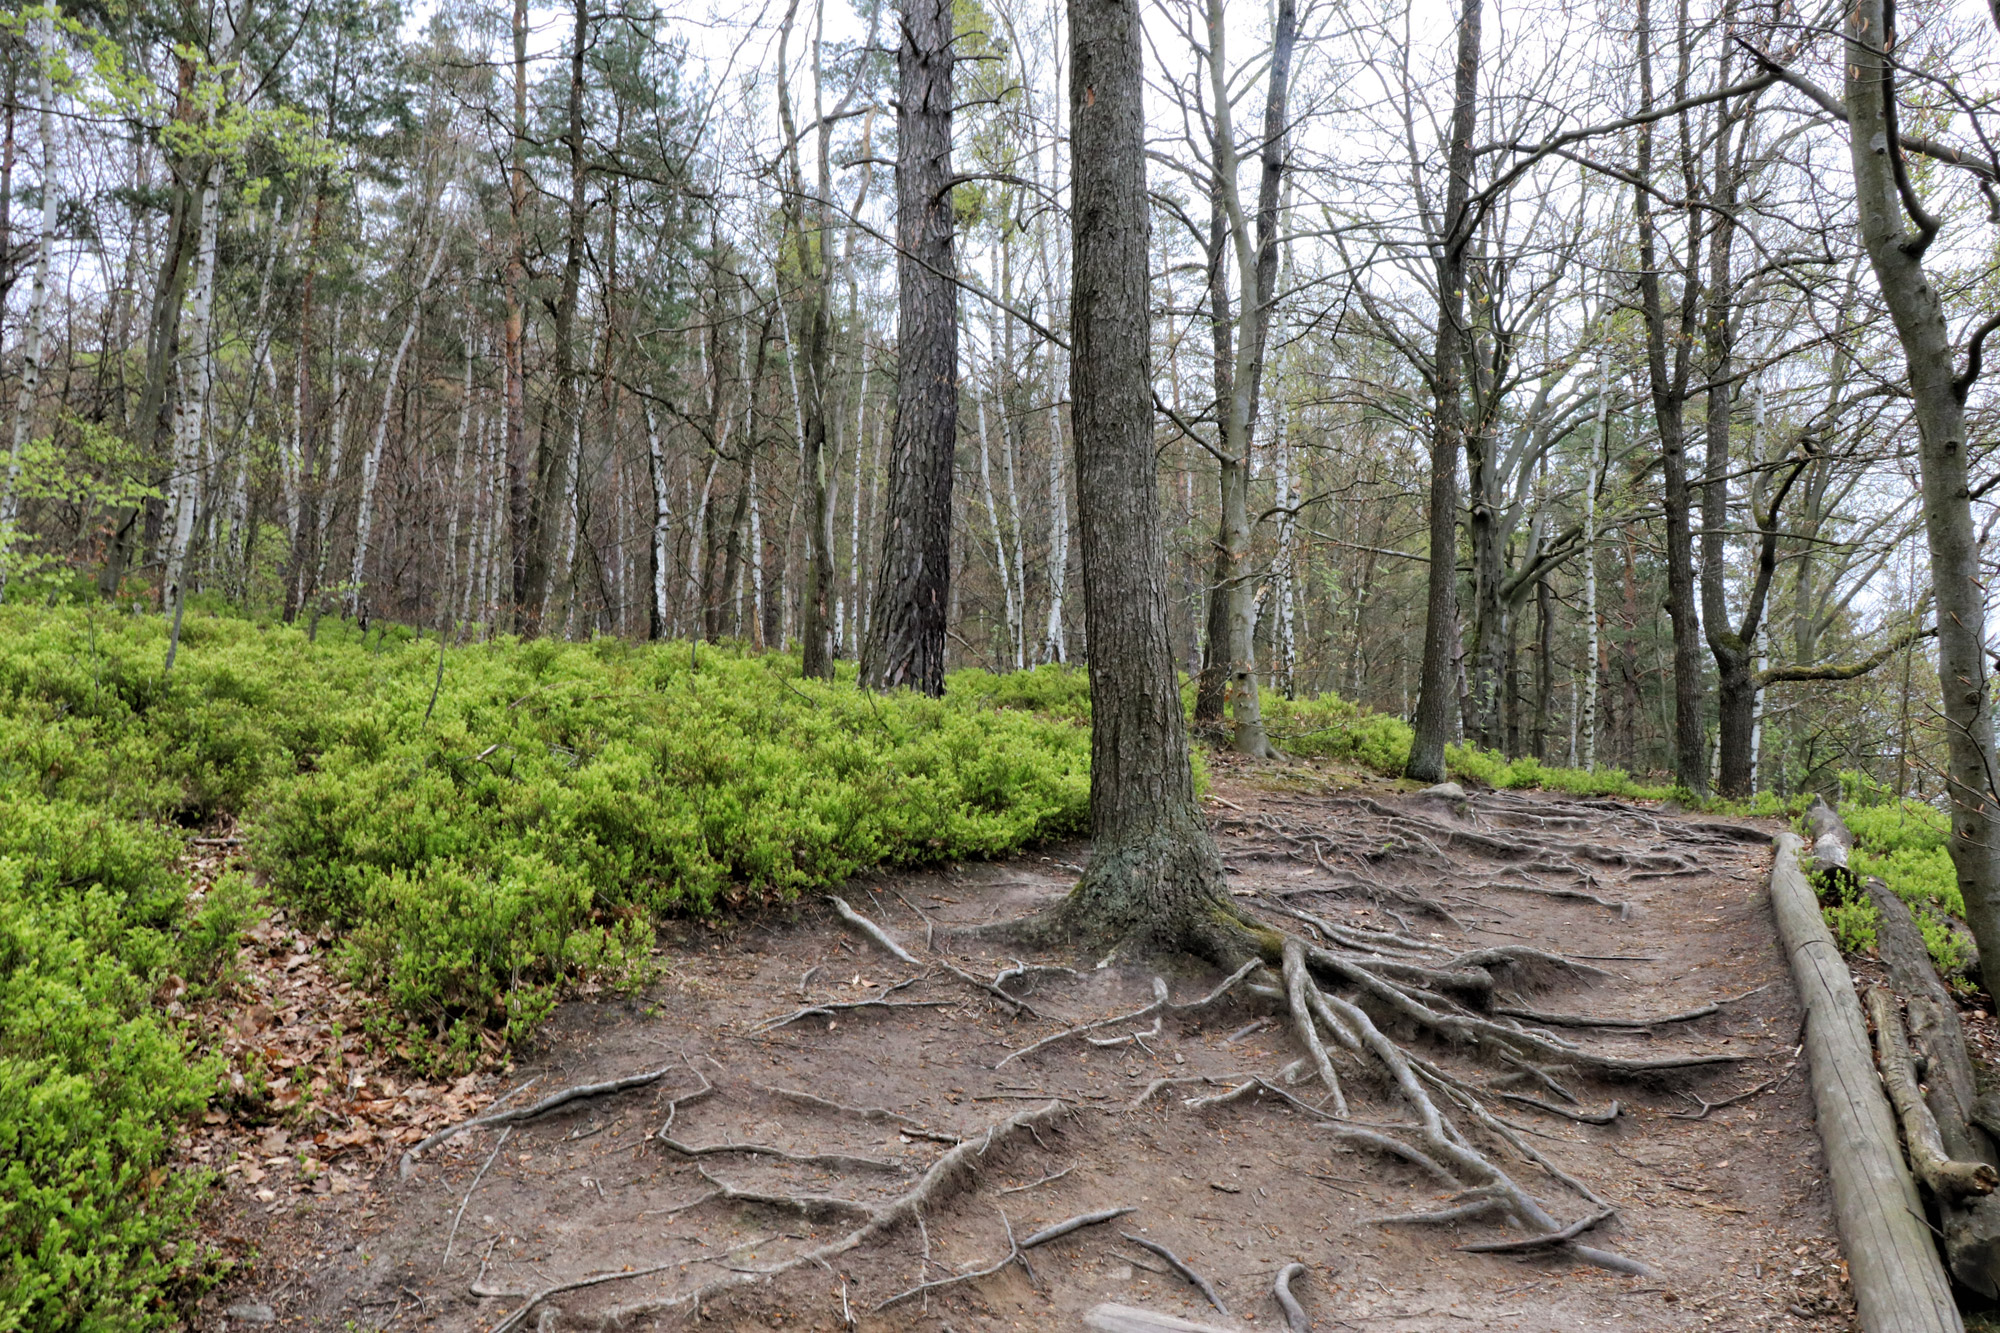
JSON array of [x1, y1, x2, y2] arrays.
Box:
[[200, 768, 1851, 1333]]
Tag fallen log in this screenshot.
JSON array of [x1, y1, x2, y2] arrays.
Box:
[[1813, 794, 2000, 1297], [1806, 794, 1861, 898], [1866, 986, 1998, 1202], [1864, 873, 2000, 1295], [1768, 831, 1961, 1333]]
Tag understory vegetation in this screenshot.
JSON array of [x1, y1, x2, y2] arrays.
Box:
[[0, 598, 1838, 1327], [1816, 773, 1973, 979]]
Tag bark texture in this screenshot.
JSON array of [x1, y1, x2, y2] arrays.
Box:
[[1842, 0, 2000, 989], [1405, 0, 1480, 784], [861, 0, 956, 694], [1060, 0, 1228, 947], [1767, 833, 1961, 1333]]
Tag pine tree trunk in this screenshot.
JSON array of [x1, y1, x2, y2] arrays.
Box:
[[861, 0, 956, 694], [1059, 0, 1228, 947]]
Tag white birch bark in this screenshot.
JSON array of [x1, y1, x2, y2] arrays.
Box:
[[162, 158, 224, 625], [0, 11, 59, 601], [643, 402, 672, 636], [975, 393, 1019, 666], [1582, 354, 1607, 771], [1042, 367, 1068, 663]]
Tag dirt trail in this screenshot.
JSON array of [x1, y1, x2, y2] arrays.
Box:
[[200, 771, 1855, 1333]]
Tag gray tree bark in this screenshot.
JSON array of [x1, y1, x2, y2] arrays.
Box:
[[1840, 0, 2000, 991], [1632, 0, 1709, 796], [1405, 0, 1480, 784], [862, 0, 956, 695], [1057, 0, 1229, 948]]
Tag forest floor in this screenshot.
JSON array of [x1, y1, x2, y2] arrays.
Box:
[[189, 761, 1862, 1333]]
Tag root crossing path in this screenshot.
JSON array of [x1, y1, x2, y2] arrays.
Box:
[[203, 774, 1857, 1332]]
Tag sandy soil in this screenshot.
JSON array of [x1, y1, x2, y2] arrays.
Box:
[[194, 766, 1858, 1333]]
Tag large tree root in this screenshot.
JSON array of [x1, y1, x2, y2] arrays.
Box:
[[564, 1101, 1070, 1331]]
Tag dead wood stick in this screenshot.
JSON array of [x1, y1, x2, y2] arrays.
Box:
[[1867, 987, 2000, 1201], [1272, 1262, 1311, 1332], [825, 894, 920, 964], [402, 1063, 676, 1177], [441, 1126, 512, 1270], [1457, 1208, 1615, 1255], [1768, 831, 1959, 1332], [1120, 1232, 1229, 1314]]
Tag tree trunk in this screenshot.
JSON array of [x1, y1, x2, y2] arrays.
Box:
[[161, 159, 223, 627], [1058, 0, 1228, 947], [348, 230, 448, 619], [503, 0, 530, 630], [862, 0, 956, 693], [1632, 0, 1708, 796], [1842, 0, 2000, 998], [1405, 0, 1481, 784], [0, 13, 56, 601]]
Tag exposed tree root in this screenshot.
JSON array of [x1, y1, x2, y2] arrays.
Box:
[[750, 977, 952, 1033], [1272, 1262, 1311, 1333], [402, 1062, 676, 1178], [1120, 1232, 1230, 1314], [871, 1206, 1133, 1312], [580, 1101, 1069, 1330], [995, 960, 1261, 1068]]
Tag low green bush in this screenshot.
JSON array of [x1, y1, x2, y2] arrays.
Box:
[[1262, 694, 1414, 775], [1442, 745, 1674, 801], [0, 604, 1097, 1326], [1817, 771, 1971, 978]]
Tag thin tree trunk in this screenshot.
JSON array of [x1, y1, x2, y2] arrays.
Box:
[[643, 403, 671, 638], [162, 159, 224, 629], [1406, 0, 1481, 784], [348, 229, 448, 619], [0, 13, 57, 601], [1582, 356, 1605, 769]]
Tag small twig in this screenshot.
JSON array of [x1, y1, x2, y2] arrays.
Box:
[[752, 978, 951, 1033], [481, 1261, 678, 1333], [753, 1084, 959, 1143], [1001, 1162, 1078, 1193], [1120, 1233, 1229, 1314], [872, 1207, 1133, 1311], [441, 1127, 512, 1271], [1668, 1060, 1797, 1120], [1494, 1092, 1622, 1125]]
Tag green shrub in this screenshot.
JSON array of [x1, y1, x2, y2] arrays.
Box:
[[0, 603, 1101, 1323], [1825, 771, 1971, 977], [1443, 745, 1674, 801], [1262, 694, 1413, 775]]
